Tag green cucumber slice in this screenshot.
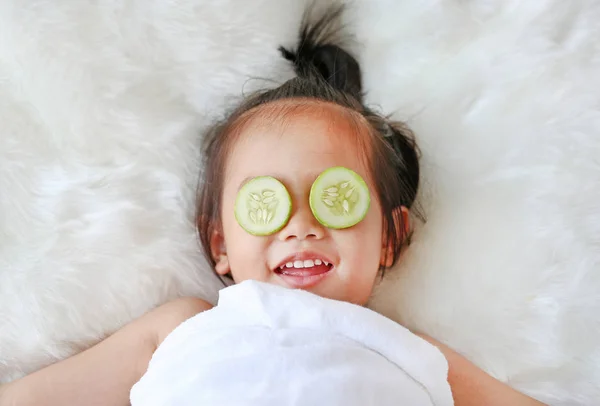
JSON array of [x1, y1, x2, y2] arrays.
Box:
[[234, 176, 291, 236], [310, 166, 370, 229]]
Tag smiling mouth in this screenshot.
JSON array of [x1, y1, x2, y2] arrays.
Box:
[[275, 258, 333, 274], [274, 258, 334, 288]]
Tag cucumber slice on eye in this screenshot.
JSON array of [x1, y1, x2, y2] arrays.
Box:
[[234, 176, 292, 236], [310, 166, 370, 229]]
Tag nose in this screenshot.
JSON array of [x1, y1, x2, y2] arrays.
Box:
[[278, 199, 325, 241]]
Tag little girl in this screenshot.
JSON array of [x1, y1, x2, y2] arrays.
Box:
[[1, 6, 545, 406]]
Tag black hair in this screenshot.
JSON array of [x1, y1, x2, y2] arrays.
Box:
[[197, 4, 421, 281]]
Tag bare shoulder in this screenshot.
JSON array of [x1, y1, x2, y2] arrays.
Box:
[[156, 297, 213, 317], [0, 297, 213, 406], [144, 297, 213, 346], [416, 333, 546, 406]]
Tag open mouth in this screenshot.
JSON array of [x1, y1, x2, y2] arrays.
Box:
[[275, 258, 333, 275], [274, 258, 334, 288]]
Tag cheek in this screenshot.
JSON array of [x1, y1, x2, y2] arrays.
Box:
[[361, 200, 384, 251], [341, 202, 383, 268], [222, 214, 269, 277]]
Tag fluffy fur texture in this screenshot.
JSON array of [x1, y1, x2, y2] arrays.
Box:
[[0, 1, 598, 404]]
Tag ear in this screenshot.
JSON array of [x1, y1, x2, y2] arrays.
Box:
[[380, 206, 411, 268], [210, 228, 230, 276]]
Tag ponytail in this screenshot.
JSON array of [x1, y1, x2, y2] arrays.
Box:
[[279, 4, 363, 102]]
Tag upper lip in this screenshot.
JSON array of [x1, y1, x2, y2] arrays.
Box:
[[273, 251, 334, 271]]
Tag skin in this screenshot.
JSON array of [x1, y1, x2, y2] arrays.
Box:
[[211, 100, 392, 305], [0, 100, 545, 406], [0, 297, 212, 406]]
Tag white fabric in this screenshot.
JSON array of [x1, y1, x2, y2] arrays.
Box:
[[1, 1, 599, 404], [130, 280, 453, 406]]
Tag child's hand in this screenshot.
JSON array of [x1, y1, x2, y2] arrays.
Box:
[[1, 297, 212, 406], [417, 333, 546, 406]]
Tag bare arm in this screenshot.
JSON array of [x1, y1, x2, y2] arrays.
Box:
[[419, 334, 546, 406], [1, 297, 212, 406]]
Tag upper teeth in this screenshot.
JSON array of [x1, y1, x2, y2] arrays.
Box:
[[282, 259, 329, 269]]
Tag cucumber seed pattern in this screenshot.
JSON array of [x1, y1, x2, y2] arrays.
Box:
[[321, 180, 359, 216], [247, 189, 279, 225]]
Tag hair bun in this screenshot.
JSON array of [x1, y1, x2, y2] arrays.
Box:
[[279, 4, 363, 102]]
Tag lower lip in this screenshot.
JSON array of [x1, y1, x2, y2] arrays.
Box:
[[276, 264, 333, 289]]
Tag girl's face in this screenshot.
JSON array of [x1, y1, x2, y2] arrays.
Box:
[[212, 101, 394, 305]]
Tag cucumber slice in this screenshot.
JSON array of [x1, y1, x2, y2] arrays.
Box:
[[310, 166, 370, 229], [234, 176, 291, 236]]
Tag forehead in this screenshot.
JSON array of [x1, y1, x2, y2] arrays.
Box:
[[225, 100, 372, 190]]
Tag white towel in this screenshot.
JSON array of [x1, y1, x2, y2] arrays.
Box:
[[130, 280, 454, 406]]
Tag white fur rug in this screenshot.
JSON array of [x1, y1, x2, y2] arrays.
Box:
[[1, 0, 598, 404]]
